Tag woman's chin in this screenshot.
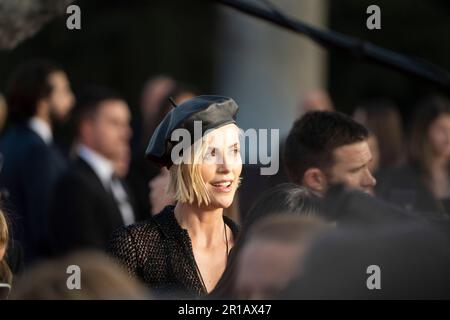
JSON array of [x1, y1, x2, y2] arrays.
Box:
[[205, 187, 235, 207], [209, 196, 235, 209]]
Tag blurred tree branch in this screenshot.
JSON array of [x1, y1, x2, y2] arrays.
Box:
[[0, 0, 73, 50]]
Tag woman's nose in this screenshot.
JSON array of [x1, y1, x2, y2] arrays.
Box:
[[217, 153, 232, 173]]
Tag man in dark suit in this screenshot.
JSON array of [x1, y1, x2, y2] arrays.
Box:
[[0, 60, 75, 264], [49, 86, 144, 256]]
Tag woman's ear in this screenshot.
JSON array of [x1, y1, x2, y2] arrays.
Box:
[[302, 168, 327, 195]]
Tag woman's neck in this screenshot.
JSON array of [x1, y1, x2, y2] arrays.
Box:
[[174, 202, 225, 248]]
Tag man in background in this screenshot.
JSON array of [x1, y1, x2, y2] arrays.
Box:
[[0, 59, 74, 263], [49, 86, 141, 256]]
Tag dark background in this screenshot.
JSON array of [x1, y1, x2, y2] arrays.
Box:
[[328, 0, 450, 126], [1, 0, 450, 131], [0, 0, 216, 118]]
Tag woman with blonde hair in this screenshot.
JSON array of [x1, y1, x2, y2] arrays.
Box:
[[0, 210, 13, 298], [108, 96, 241, 297]]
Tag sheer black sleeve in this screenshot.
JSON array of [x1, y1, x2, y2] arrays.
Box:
[[107, 226, 139, 278]]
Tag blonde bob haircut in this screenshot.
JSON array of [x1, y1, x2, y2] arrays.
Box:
[[0, 209, 12, 285], [167, 124, 240, 207], [0, 210, 7, 250]]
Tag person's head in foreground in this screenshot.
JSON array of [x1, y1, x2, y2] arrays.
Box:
[[7, 59, 74, 126], [284, 111, 376, 195], [281, 223, 450, 299], [10, 251, 149, 300], [233, 214, 331, 300], [212, 183, 325, 299], [0, 210, 12, 299], [243, 183, 321, 231], [108, 95, 241, 297]]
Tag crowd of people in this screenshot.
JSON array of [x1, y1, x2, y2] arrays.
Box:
[[0, 59, 450, 299]]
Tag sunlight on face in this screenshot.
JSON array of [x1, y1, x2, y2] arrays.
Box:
[[199, 124, 242, 208], [329, 141, 377, 194]]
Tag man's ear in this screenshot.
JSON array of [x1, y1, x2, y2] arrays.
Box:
[[302, 168, 327, 194]]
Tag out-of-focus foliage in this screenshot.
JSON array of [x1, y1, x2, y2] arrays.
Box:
[[0, 0, 73, 49]]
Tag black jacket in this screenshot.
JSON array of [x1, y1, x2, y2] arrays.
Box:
[[49, 157, 142, 256], [0, 125, 66, 263], [107, 205, 239, 298]]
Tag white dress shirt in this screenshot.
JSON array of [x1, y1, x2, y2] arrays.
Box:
[[28, 117, 53, 145], [77, 144, 135, 226]]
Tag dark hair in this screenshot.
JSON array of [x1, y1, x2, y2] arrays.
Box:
[[211, 183, 322, 299], [409, 95, 450, 175], [243, 183, 321, 231], [354, 98, 405, 168], [74, 85, 124, 133], [284, 111, 369, 184], [7, 59, 63, 123]]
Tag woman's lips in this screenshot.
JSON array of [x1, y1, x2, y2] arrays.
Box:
[[211, 180, 233, 193]]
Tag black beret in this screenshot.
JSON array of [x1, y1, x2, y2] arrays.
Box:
[[145, 95, 239, 168]]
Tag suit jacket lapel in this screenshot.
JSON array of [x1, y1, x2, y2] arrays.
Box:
[[75, 157, 125, 226]]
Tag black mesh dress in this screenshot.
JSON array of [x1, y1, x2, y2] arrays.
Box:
[[107, 205, 239, 298]]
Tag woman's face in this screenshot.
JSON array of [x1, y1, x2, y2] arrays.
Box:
[[428, 114, 450, 158], [200, 124, 242, 209]]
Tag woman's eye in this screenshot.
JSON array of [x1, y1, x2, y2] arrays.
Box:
[[206, 148, 215, 157]]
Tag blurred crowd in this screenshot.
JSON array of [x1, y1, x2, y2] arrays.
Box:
[[1, 59, 450, 300]]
